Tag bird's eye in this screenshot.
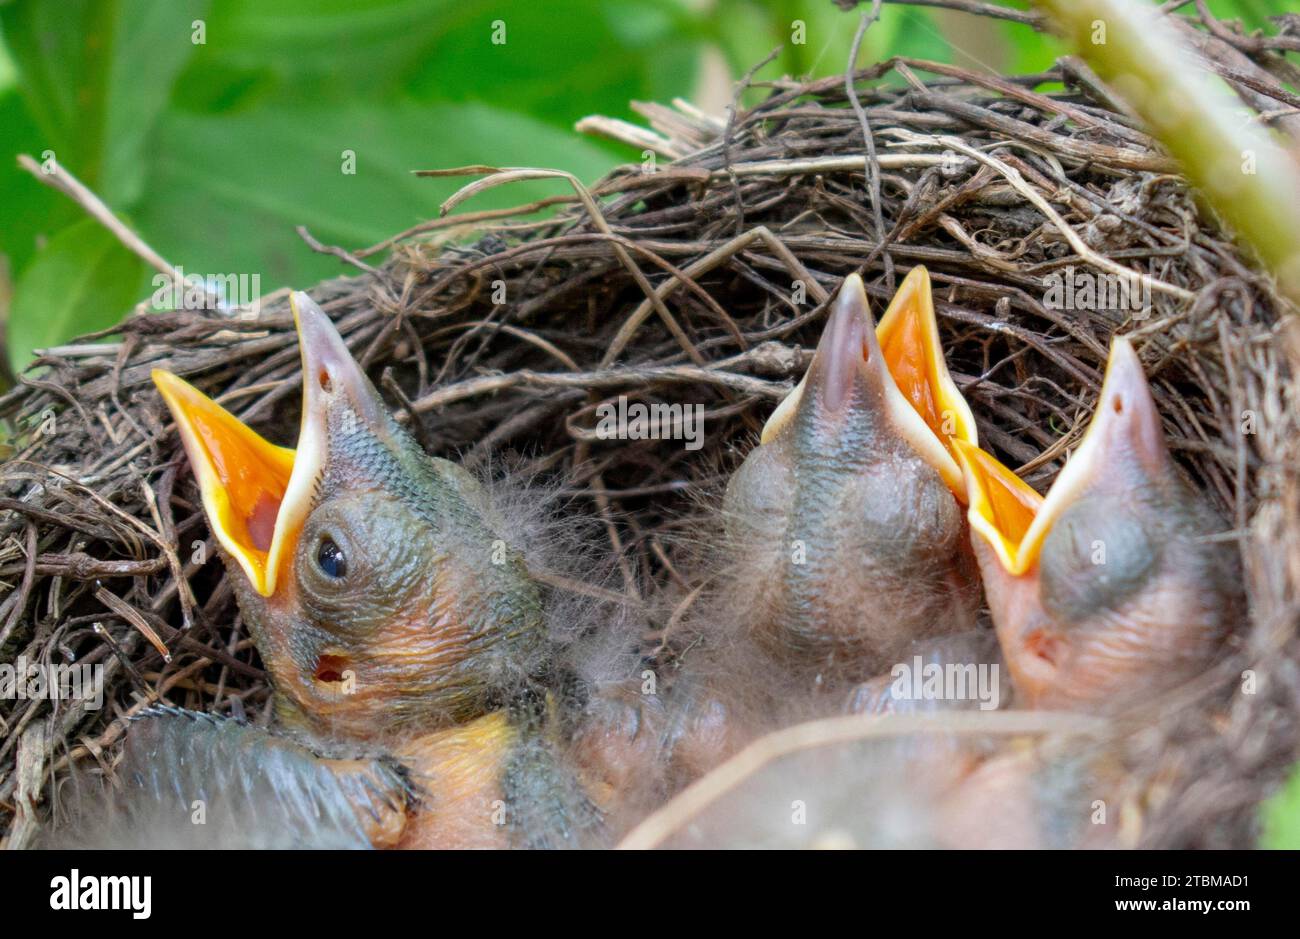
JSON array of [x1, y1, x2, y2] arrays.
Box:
[[316, 537, 347, 578]]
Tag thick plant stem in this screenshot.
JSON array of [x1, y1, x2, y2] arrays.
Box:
[[1036, 0, 1300, 305]]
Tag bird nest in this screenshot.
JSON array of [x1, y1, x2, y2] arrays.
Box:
[[3, 45, 1300, 849]]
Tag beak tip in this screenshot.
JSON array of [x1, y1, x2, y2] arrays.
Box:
[[832, 272, 873, 325], [1109, 332, 1136, 363], [291, 290, 335, 330], [289, 291, 352, 379], [289, 290, 327, 332], [1100, 333, 1154, 404], [151, 369, 192, 410]]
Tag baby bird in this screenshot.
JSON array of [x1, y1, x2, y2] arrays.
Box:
[[141, 293, 595, 848], [646, 269, 986, 787], [954, 336, 1242, 713], [153, 294, 546, 739], [718, 267, 980, 685]]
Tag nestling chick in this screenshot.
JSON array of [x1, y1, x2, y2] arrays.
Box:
[[144, 293, 596, 848], [643, 269, 986, 787], [153, 295, 546, 740], [627, 620, 1117, 851], [718, 268, 980, 685], [954, 336, 1242, 713]]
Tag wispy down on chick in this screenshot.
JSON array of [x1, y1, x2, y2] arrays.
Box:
[[132, 293, 598, 848], [718, 267, 980, 684]]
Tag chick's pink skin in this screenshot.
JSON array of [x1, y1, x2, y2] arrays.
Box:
[[967, 339, 1240, 713]]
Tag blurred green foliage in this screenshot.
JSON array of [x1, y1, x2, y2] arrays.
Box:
[[1261, 762, 1300, 848], [0, 0, 1286, 375]]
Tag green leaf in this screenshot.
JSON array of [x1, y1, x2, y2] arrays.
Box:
[[884, 7, 958, 66], [1261, 762, 1300, 849], [709, 0, 858, 85], [0, 23, 16, 90], [1205, 0, 1275, 32], [407, 0, 702, 127], [102, 0, 212, 204], [709, 0, 784, 92], [133, 97, 619, 290], [6, 218, 147, 373], [174, 0, 702, 129], [173, 0, 459, 103], [0, 88, 77, 274], [0, 0, 209, 204], [0, 0, 100, 163]]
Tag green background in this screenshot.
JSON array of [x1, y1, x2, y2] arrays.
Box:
[[0, 0, 1058, 376], [0, 0, 1280, 375], [0, 0, 1295, 845]]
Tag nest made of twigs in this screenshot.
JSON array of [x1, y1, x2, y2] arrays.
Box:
[[4, 35, 1300, 848]]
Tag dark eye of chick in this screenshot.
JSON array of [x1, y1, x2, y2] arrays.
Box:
[[316, 537, 347, 579]]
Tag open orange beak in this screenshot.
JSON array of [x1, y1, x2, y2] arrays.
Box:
[[152, 292, 372, 597], [876, 266, 978, 461], [954, 336, 1163, 576], [952, 439, 1044, 576], [761, 267, 977, 498], [151, 370, 295, 595]]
